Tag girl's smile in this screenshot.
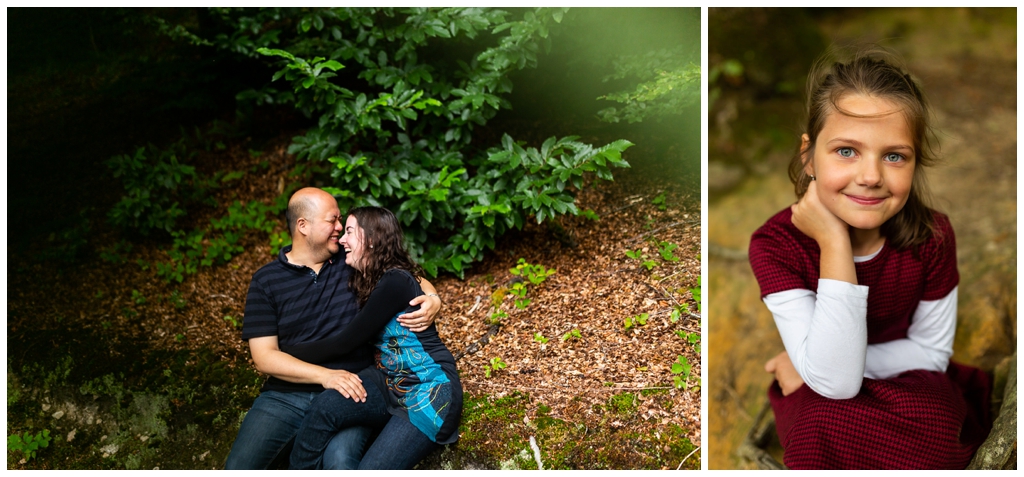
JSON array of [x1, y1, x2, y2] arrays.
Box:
[[803, 94, 916, 247]]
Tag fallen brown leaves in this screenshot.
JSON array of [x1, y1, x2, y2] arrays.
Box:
[[8, 130, 701, 467]]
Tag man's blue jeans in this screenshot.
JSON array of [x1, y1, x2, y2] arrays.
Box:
[[224, 390, 373, 469]]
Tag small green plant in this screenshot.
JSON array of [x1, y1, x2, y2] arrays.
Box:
[[675, 330, 686, 340], [560, 329, 582, 342], [652, 192, 667, 211], [484, 357, 507, 378], [581, 209, 600, 221], [510, 281, 531, 309], [671, 355, 692, 390], [657, 241, 680, 262], [168, 290, 187, 309], [625, 248, 657, 270], [487, 309, 507, 326], [224, 315, 241, 328], [94, 290, 104, 299], [686, 332, 701, 354], [99, 240, 134, 264], [690, 275, 702, 313], [8, 429, 51, 462], [623, 313, 649, 331], [175, 333, 185, 342], [533, 333, 549, 344], [510, 258, 556, 286], [131, 289, 147, 305]]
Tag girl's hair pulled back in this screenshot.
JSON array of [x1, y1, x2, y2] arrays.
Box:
[[789, 46, 940, 250], [347, 206, 423, 306]]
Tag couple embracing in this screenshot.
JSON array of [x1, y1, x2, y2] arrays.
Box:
[[224, 187, 462, 470]]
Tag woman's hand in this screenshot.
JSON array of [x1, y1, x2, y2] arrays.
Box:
[[791, 180, 849, 245], [320, 369, 367, 402], [765, 351, 805, 396]]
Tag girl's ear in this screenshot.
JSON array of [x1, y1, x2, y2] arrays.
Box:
[[800, 134, 814, 176]]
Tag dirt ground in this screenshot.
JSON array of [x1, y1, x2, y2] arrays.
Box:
[[707, 8, 1017, 469]]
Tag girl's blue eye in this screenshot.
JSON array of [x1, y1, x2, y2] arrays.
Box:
[[883, 153, 904, 163], [837, 147, 855, 158]]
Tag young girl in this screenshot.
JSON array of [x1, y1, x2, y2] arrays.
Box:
[[748, 51, 991, 469], [283, 206, 462, 469]]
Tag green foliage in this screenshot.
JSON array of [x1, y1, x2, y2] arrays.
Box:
[[488, 259, 553, 323], [8, 429, 51, 462], [581, 209, 600, 221], [106, 139, 214, 236], [597, 46, 700, 124], [624, 248, 657, 270], [623, 313, 648, 331], [155, 200, 284, 283], [651, 192, 667, 211], [686, 332, 700, 354], [708, 58, 744, 109], [484, 356, 507, 378], [182, 7, 633, 277], [223, 315, 241, 328], [533, 332, 549, 344], [510, 258, 557, 286], [657, 241, 679, 262], [690, 275, 702, 313], [560, 328, 581, 342], [99, 240, 134, 264], [269, 229, 292, 256], [167, 290, 188, 309], [671, 355, 692, 390], [131, 289, 146, 305]]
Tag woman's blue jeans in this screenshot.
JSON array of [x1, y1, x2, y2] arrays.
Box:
[[290, 369, 441, 469], [224, 390, 372, 469]]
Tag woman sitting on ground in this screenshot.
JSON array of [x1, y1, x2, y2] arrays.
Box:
[[283, 206, 462, 469]]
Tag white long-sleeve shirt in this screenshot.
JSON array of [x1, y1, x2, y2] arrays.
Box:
[[763, 247, 957, 400]]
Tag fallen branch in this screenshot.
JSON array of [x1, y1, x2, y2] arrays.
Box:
[[465, 381, 676, 392], [467, 295, 483, 314], [453, 324, 501, 361], [628, 219, 698, 244], [678, 446, 701, 470], [528, 436, 544, 470], [606, 194, 646, 215]]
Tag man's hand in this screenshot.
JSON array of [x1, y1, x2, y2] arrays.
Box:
[[397, 293, 441, 332], [249, 336, 366, 401], [319, 369, 367, 402], [398, 278, 442, 332], [765, 350, 805, 396]]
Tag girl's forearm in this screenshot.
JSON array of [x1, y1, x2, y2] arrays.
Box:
[[818, 239, 858, 285]]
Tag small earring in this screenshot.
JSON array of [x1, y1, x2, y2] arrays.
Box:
[[810, 175, 816, 181], [369, 245, 373, 248]]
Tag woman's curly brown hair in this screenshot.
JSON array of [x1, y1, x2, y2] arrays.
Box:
[[346, 206, 424, 306]]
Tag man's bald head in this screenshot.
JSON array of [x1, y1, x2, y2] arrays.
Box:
[[286, 187, 335, 237]]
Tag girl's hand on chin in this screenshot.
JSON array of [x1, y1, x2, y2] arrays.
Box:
[[791, 181, 848, 244]]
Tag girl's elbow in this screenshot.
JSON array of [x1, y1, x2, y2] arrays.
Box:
[[828, 381, 862, 400], [806, 370, 862, 399]]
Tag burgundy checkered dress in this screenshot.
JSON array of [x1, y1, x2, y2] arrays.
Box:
[[749, 208, 992, 469]]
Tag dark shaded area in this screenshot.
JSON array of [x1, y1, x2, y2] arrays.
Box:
[[7, 8, 275, 250]]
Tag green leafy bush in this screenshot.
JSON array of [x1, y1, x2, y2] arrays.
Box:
[[184, 7, 633, 277], [106, 140, 214, 236], [597, 46, 700, 124]]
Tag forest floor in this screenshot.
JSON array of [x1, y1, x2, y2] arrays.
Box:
[[7, 119, 701, 469]]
